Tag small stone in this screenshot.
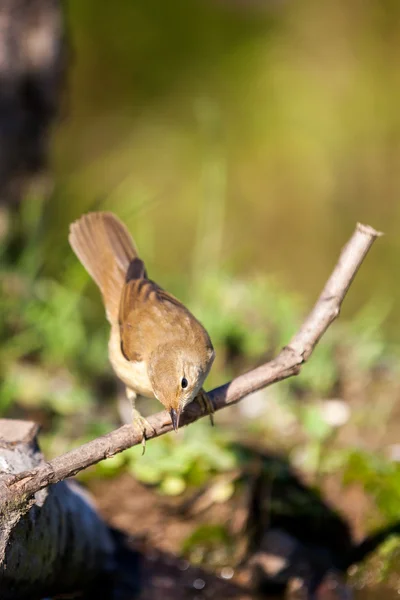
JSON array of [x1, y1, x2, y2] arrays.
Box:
[[320, 399, 350, 427], [193, 578, 206, 590], [220, 566, 234, 579], [179, 559, 190, 571], [388, 444, 400, 462], [239, 389, 269, 418]]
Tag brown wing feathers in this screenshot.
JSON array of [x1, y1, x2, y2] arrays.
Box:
[[69, 212, 139, 324]]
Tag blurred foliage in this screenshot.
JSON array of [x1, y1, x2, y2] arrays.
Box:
[[51, 0, 400, 337], [1, 0, 400, 587], [351, 534, 400, 591], [2, 200, 400, 512], [91, 420, 239, 496], [343, 451, 400, 523], [2, 165, 400, 589], [181, 524, 234, 567]]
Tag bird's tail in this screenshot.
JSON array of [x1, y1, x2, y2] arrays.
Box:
[[69, 211, 139, 324]]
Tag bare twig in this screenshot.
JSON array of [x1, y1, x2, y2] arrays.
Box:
[[0, 223, 382, 509]]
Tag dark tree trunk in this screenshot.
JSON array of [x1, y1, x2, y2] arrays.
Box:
[[0, 420, 116, 600], [0, 0, 65, 204]]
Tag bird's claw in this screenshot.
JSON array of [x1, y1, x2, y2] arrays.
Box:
[[132, 409, 156, 455], [196, 389, 215, 426]]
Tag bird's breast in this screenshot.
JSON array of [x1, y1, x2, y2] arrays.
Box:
[[108, 327, 154, 398]]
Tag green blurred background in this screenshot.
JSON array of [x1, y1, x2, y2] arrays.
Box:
[[2, 0, 400, 577], [53, 0, 399, 326]]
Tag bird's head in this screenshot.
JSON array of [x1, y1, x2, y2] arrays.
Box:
[[148, 343, 215, 431]]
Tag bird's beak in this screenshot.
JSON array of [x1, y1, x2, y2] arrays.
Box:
[[170, 408, 180, 432]]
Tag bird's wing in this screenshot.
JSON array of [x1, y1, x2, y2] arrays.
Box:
[[118, 279, 196, 362]]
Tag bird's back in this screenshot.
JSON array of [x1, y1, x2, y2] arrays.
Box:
[[119, 278, 212, 366]]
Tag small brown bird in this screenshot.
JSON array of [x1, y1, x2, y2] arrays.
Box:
[[69, 212, 215, 441]]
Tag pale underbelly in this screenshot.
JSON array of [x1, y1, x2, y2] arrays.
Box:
[[108, 327, 154, 398]]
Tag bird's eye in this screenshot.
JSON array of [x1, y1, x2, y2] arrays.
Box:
[[181, 377, 188, 389]]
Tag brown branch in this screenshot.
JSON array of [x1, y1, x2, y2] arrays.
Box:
[[1, 223, 382, 509]]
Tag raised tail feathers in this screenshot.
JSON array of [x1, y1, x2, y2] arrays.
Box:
[[69, 212, 139, 323]]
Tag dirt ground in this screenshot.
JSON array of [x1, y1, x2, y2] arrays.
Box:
[[89, 474, 257, 600], [86, 465, 400, 600], [86, 470, 354, 600]]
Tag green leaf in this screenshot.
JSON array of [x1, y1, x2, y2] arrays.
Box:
[[159, 475, 186, 496], [129, 460, 163, 485], [300, 405, 332, 441]]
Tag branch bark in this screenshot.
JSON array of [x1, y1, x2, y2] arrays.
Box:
[[0, 223, 382, 509]]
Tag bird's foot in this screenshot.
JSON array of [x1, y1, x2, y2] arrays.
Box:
[[196, 389, 215, 426], [132, 409, 156, 455]]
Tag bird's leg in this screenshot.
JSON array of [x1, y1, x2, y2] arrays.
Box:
[[126, 388, 156, 454], [196, 388, 215, 426]]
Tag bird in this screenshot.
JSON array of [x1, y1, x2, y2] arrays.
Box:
[[69, 211, 215, 446]]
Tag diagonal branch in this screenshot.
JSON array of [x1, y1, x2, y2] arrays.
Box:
[[0, 223, 382, 510]]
